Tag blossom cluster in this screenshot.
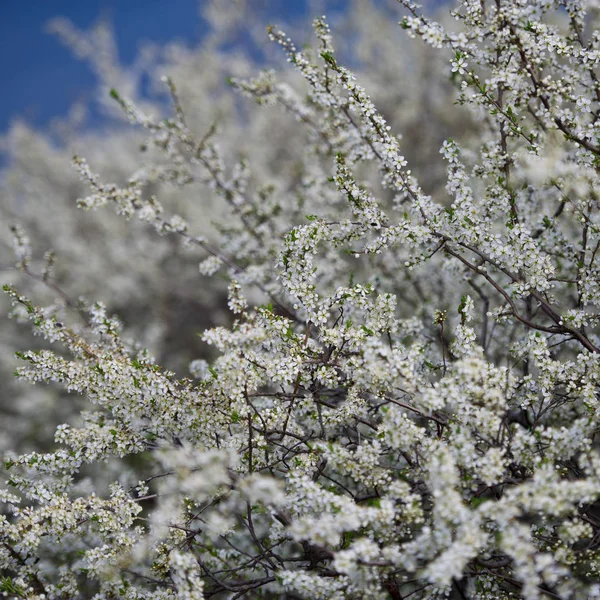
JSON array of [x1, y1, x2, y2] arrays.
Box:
[[1, 1, 600, 599]]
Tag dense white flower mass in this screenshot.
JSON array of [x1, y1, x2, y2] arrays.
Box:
[[1, 0, 600, 598]]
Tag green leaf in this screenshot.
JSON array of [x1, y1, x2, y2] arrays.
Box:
[[470, 496, 490, 508], [320, 51, 337, 67], [0, 577, 26, 596]]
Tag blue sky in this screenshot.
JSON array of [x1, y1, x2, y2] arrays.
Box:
[[0, 1, 318, 134]]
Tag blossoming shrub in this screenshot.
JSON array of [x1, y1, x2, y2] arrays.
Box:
[[0, 0, 462, 458], [2, 0, 600, 598]]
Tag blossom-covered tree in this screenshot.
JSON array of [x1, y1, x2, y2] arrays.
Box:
[[1, 0, 600, 598], [0, 0, 460, 456]]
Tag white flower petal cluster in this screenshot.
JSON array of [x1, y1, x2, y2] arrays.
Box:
[[2, 0, 600, 599]]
